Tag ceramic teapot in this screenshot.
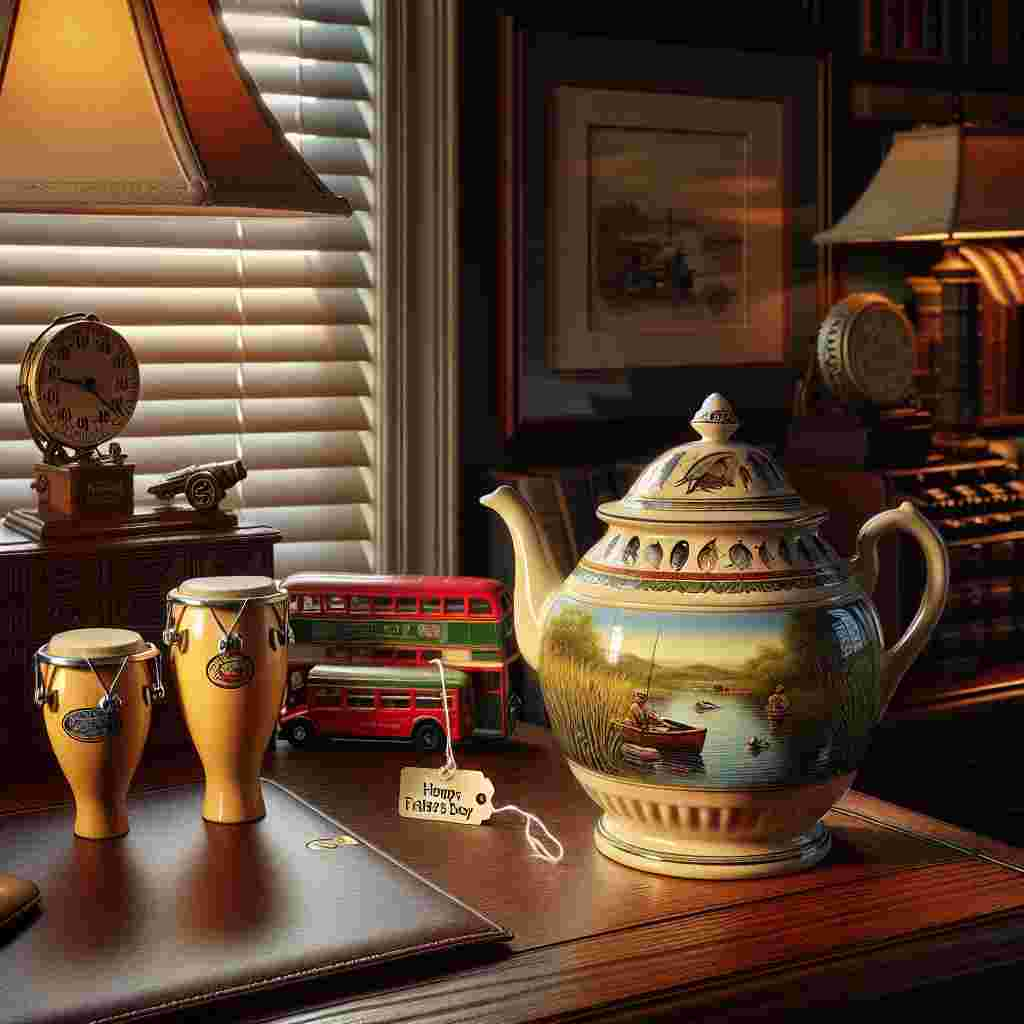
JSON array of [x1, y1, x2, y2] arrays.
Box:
[[481, 393, 948, 879]]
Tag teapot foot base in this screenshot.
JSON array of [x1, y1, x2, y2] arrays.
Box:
[[595, 816, 832, 879]]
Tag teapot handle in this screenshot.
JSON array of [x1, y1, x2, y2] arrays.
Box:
[[850, 501, 948, 708]]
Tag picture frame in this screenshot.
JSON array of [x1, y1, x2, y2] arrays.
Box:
[[548, 86, 787, 372], [496, 19, 827, 445]]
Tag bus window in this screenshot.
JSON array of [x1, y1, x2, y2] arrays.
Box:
[[396, 596, 418, 613], [372, 596, 393, 613], [350, 595, 370, 613], [381, 694, 411, 708], [444, 597, 465, 614], [469, 597, 492, 616], [346, 688, 375, 708], [301, 595, 321, 613], [415, 694, 450, 708], [327, 594, 346, 611], [421, 596, 441, 614]]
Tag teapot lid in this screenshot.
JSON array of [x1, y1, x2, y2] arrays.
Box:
[[599, 393, 825, 526]]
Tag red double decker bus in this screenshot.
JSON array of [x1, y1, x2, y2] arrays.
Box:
[[281, 573, 522, 739]]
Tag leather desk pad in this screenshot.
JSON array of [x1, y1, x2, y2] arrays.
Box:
[[0, 779, 511, 1024]]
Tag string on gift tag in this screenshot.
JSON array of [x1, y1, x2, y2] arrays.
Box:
[[427, 659, 564, 864]]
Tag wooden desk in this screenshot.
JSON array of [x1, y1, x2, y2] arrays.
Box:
[[4, 725, 1024, 1022]]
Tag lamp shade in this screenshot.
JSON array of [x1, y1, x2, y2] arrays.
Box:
[[815, 124, 1024, 244], [0, 0, 351, 217]]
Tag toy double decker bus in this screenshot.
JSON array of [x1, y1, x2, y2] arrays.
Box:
[[281, 573, 522, 741], [279, 664, 473, 751]]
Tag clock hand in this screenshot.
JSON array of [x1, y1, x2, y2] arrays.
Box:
[[56, 375, 122, 418], [79, 377, 122, 416]]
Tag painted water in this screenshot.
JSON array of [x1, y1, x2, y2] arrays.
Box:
[[539, 595, 880, 788], [617, 689, 836, 790]]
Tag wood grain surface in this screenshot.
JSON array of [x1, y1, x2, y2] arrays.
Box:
[[4, 725, 1024, 1022]]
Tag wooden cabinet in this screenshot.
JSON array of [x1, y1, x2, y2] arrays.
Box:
[[0, 524, 279, 777]]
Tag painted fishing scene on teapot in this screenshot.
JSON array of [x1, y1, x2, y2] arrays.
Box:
[[539, 596, 881, 790]]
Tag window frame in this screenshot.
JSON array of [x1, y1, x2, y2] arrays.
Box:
[[376, 0, 460, 575]]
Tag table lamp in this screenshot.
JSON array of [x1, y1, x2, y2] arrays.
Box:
[[815, 123, 1024, 443], [0, 0, 352, 217]]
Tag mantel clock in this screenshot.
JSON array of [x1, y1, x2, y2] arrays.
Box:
[[14, 313, 139, 524]]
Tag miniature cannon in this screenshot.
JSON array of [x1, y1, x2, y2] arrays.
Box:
[[147, 459, 247, 511]]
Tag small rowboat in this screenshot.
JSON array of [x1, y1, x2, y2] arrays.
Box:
[[694, 700, 720, 713], [615, 719, 707, 753], [621, 742, 660, 763]]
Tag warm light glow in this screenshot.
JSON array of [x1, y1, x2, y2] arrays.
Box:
[[0, 0, 351, 215], [897, 230, 1024, 242], [238, 53, 320, 68]]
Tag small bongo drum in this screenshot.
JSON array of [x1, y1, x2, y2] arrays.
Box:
[[34, 628, 164, 839], [164, 576, 289, 824]]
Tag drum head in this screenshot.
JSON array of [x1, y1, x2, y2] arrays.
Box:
[[175, 576, 280, 601], [48, 628, 148, 659]]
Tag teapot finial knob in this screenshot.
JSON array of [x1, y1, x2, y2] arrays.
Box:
[[690, 393, 739, 443]]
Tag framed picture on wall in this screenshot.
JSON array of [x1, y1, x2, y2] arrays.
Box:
[[496, 17, 827, 445], [548, 86, 787, 371]]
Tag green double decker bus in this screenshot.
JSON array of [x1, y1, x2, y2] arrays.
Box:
[[281, 573, 522, 739]]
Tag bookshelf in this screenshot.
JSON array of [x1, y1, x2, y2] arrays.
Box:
[[858, 1, 1015, 66]]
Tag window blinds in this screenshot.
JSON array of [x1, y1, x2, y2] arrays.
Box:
[[0, 0, 375, 577]]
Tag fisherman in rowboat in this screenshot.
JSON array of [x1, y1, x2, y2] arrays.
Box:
[[766, 684, 791, 716], [628, 689, 667, 732]]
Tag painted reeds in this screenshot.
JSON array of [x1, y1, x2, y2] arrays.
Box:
[[540, 649, 633, 774]]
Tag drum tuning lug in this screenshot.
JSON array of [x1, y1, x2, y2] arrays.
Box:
[[287, 625, 295, 645], [151, 657, 166, 702], [219, 634, 243, 654], [163, 628, 181, 647], [32, 654, 46, 707]]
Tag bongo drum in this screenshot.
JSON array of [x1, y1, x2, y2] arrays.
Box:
[[164, 576, 289, 824], [34, 628, 163, 839]]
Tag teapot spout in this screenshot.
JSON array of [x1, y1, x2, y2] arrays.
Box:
[[480, 485, 564, 672]]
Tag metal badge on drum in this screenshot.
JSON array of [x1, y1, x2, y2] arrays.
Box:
[[62, 707, 115, 743], [206, 652, 256, 689]]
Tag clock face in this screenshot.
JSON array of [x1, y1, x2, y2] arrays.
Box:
[[29, 320, 139, 449], [848, 306, 914, 406], [817, 294, 915, 408]]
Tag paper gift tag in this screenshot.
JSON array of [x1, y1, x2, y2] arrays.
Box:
[[398, 768, 495, 826]]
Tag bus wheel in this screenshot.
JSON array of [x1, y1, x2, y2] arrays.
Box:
[[287, 719, 315, 748], [413, 721, 444, 753]]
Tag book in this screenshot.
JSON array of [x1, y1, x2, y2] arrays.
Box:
[[923, 0, 942, 52], [905, 274, 941, 405], [991, 0, 1011, 63], [904, 0, 925, 49], [861, 0, 883, 53], [883, 0, 905, 53], [963, 0, 990, 63], [941, 0, 958, 61]]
